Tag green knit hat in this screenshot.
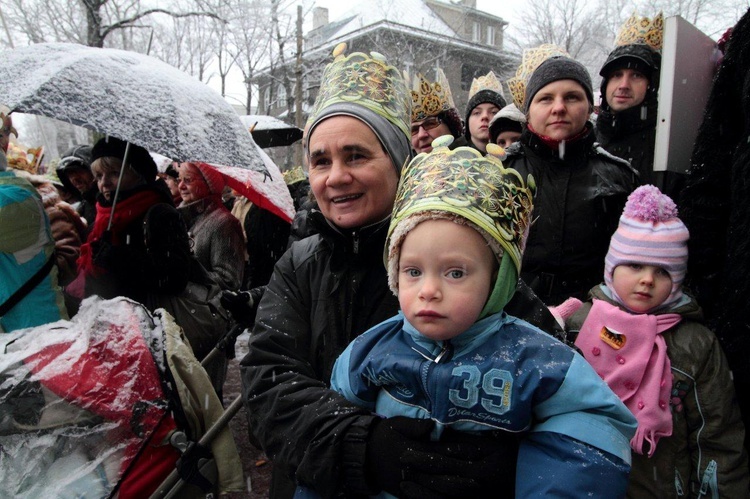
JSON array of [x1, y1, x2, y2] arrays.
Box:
[[386, 137, 535, 317]]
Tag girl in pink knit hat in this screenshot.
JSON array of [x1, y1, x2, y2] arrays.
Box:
[[554, 185, 749, 497]]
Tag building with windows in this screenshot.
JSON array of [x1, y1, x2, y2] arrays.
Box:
[[257, 0, 516, 122]]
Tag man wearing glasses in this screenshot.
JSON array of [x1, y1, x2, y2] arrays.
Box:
[[410, 70, 467, 154]]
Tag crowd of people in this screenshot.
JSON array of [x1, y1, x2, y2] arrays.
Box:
[[3, 8, 750, 499]]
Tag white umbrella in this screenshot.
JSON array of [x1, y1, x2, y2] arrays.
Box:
[[0, 43, 293, 220]]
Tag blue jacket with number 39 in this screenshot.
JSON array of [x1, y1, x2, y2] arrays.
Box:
[[331, 311, 638, 498]]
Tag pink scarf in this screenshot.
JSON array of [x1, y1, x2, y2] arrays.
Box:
[[575, 299, 681, 456]]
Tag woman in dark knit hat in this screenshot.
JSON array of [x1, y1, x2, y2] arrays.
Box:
[[66, 136, 192, 311], [503, 55, 638, 306]]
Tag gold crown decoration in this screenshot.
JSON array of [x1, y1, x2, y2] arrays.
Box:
[[409, 69, 456, 122], [283, 165, 307, 185], [615, 12, 663, 51], [387, 137, 535, 273], [308, 42, 411, 138], [505, 44, 570, 111], [468, 71, 506, 102]]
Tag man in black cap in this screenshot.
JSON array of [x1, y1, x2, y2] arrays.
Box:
[[594, 12, 683, 194]]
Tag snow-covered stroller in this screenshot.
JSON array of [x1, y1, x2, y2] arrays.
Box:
[[0, 296, 244, 498]]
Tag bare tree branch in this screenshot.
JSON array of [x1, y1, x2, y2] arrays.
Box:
[[99, 8, 222, 42]]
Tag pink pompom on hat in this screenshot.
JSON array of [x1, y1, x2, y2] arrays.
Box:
[[604, 185, 689, 309]]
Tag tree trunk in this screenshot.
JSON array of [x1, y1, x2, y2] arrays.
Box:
[[82, 0, 105, 48]]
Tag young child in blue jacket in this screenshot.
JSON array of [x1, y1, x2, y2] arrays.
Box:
[[329, 138, 637, 498]]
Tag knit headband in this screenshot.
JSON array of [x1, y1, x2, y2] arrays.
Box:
[[523, 56, 594, 113], [305, 43, 412, 173]]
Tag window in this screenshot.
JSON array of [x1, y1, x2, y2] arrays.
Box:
[[486, 26, 495, 45], [278, 84, 287, 104], [472, 22, 480, 42]]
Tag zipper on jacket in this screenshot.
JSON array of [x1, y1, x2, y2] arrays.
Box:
[[699, 460, 718, 499], [352, 231, 360, 254], [434, 340, 453, 363], [422, 341, 454, 410], [674, 469, 684, 496]]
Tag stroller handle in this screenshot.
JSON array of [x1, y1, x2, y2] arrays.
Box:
[[148, 395, 245, 499]]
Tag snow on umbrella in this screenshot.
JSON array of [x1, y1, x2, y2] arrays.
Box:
[[239, 114, 303, 148], [0, 43, 293, 219]]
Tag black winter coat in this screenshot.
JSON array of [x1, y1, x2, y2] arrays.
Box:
[[680, 10, 750, 464], [504, 127, 637, 305], [241, 212, 398, 498], [595, 88, 685, 199], [596, 97, 658, 184], [242, 204, 291, 289]]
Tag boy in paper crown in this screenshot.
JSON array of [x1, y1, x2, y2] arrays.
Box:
[[329, 137, 637, 498], [555, 185, 749, 497]]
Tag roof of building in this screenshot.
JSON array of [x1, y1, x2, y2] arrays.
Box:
[[308, 0, 458, 44]]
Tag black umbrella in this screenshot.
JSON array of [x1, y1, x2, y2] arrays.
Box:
[[240, 115, 303, 148]]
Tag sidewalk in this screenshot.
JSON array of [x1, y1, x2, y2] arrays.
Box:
[[225, 331, 272, 498]]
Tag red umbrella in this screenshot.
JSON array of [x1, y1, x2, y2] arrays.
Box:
[[192, 142, 295, 223]]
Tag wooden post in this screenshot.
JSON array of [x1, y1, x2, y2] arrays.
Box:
[[294, 5, 304, 168]]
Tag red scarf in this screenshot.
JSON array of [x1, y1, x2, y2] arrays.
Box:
[[77, 190, 162, 277], [527, 122, 590, 150]]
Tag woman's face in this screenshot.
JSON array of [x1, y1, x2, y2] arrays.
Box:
[[92, 157, 144, 202], [527, 79, 590, 141], [178, 162, 211, 204], [307, 116, 400, 229]]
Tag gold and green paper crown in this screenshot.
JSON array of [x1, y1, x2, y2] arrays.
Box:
[[468, 71, 506, 102], [506, 44, 570, 111], [615, 12, 663, 51], [409, 69, 456, 121], [308, 43, 411, 138], [283, 165, 306, 185], [387, 137, 535, 273]]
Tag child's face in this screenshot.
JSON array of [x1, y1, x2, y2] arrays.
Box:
[[612, 264, 672, 313], [398, 219, 495, 341]]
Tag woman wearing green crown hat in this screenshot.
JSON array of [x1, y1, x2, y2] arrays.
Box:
[[240, 44, 560, 498]]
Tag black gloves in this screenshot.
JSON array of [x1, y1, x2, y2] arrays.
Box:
[[220, 286, 265, 326], [365, 416, 518, 498]]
